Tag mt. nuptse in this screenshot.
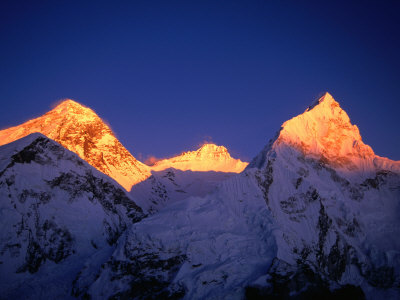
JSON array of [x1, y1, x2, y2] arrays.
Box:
[[0, 93, 399, 299]]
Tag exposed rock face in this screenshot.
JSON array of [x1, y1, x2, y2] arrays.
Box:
[[151, 143, 248, 173], [0, 133, 144, 299], [0, 100, 151, 191]]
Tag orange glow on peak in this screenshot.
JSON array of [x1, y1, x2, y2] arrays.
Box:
[[150, 143, 248, 173], [0, 101, 151, 192]]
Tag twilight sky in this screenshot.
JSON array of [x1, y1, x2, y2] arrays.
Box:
[[1, 1, 399, 162]]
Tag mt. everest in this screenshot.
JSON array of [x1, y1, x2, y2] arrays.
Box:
[[0, 100, 151, 191]]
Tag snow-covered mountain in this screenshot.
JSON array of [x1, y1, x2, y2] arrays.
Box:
[[249, 92, 400, 175], [131, 144, 248, 214], [151, 143, 248, 173], [245, 92, 400, 298], [1, 92, 399, 299], [0, 133, 144, 299], [0, 100, 151, 191], [86, 93, 400, 299]]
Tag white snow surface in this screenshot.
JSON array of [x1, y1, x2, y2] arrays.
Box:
[[130, 168, 237, 214], [89, 171, 278, 299]]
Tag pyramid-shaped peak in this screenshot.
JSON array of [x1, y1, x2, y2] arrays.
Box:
[[287, 93, 348, 131], [52, 99, 95, 115], [306, 92, 340, 112], [48, 99, 101, 122], [55, 98, 86, 108], [0, 99, 151, 190], [276, 92, 375, 169], [320, 91, 334, 102]]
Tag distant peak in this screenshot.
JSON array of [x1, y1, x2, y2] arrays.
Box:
[[151, 143, 248, 173], [198, 143, 228, 153]]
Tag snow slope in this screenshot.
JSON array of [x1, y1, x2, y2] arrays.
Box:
[[87, 172, 277, 299], [130, 168, 236, 214], [0, 100, 151, 191], [0, 133, 144, 299]]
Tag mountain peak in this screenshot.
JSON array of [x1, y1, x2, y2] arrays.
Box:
[[50, 99, 97, 118], [55, 98, 82, 107], [151, 143, 248, 173], [0, 100, 151, 191], [275, 93, 375, 171], [198, 143, 229, 155], [306, 92, 339, 112]]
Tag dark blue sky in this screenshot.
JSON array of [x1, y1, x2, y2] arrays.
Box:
[[1, 1, 399, 161]]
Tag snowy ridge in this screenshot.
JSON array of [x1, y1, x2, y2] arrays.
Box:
[[151, 143, 248, 173], [0, 133, 144, 299], [0, 100, 151, 191]]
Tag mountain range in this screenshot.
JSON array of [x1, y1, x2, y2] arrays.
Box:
[[0, 92, 399, 299]]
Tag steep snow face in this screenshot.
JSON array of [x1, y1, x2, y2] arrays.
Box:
[[247, 93, 400, 298], [151, 143, 248, 173], [0, 100, 151, 191], [87, 172, 277, 300], [130, 168, 236, 214], [0, 134, 144, 299]]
